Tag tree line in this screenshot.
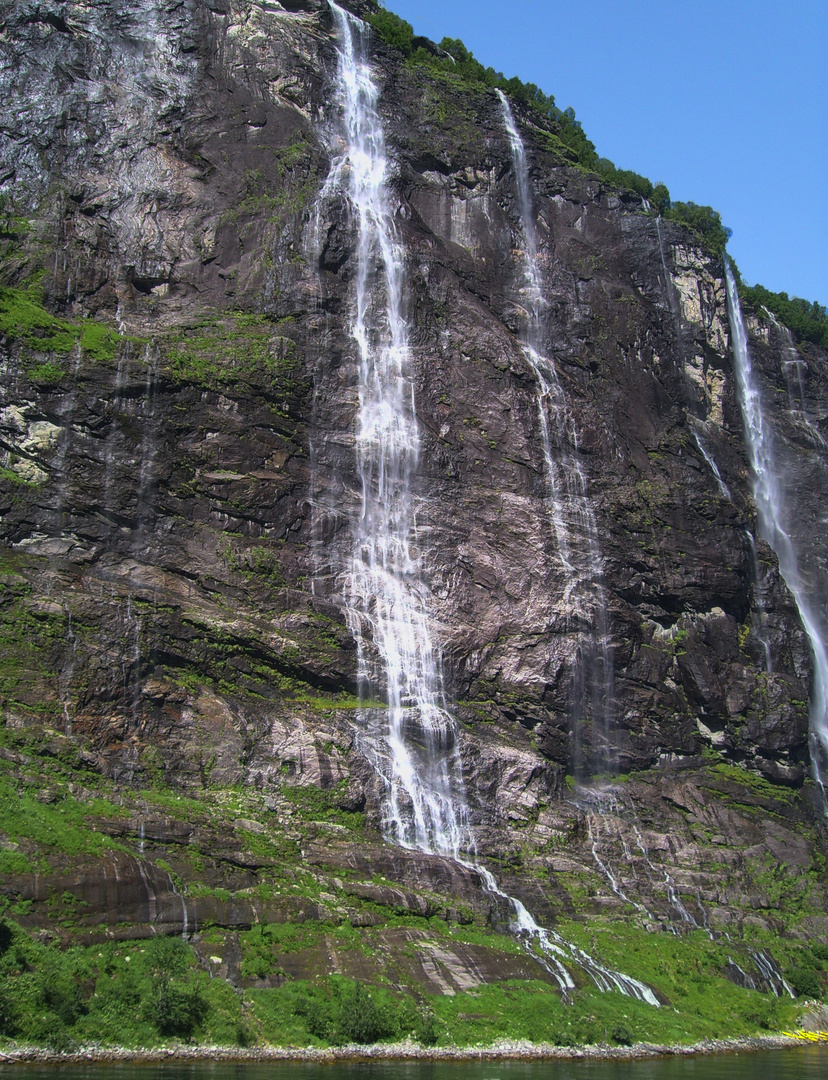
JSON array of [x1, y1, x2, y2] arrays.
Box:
[[367, 6, 826, 348]]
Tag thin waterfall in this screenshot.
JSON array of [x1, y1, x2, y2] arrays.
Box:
[[691, 426, 731, 501], [497, 89, 614, 775], [725, 260, 828, 804], [323, 3, 658, 1006]]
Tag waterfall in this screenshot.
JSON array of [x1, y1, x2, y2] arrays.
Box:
[[497, 90, 614, 774], [750, 948, 795, 998], [691, 426, 731, 501], [327, 1, 469, 859], [724, 260, 828, 803], [324, 3, 658, 1006]]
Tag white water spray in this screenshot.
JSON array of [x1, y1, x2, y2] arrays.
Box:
[[324, 5, 657, 1005], [725, 260, 828, 803]]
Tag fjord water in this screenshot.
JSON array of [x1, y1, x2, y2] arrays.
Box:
[[724, 260, 828, 801], [2, 1052, 826, 1080], [325, 4, 657, 1006]]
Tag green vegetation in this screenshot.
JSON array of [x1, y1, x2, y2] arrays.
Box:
[[281, 779, 365, 829], [0, 282, 123, 363], [708, 761, 797, 804], [366, 9, 729, 248], [0, 923, 240, 1049], [0, 775, 128, 868], [0, 720, 820, 1053], [0, 912, 808, 1051], [739, 282, 828, 349], [370, 4, 821, 334], [27, 361, 65, 386], [165, 614, 353, 711], [164, 312, 301, 398], [0, 283, 76, 353], [664, 202, 731, 257]]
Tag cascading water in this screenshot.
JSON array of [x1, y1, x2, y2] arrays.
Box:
[[725, 260, 828, 804], [575, 786, 708, 933], [325, 1, 469, 860], [323, 3, 658, 1006], [497, 89, 614, 775]]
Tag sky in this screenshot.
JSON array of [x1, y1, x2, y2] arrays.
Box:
[[383, 0, 827, 304]]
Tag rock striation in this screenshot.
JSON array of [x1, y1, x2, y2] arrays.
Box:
[[0, 0, 827, 993]]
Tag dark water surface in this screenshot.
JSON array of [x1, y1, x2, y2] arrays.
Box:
[[1, 1053, 826, 1080]]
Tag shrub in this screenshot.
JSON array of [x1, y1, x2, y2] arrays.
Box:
[[787, 964, 822, 998], [366, 10, 414, 54], [139, 936, 207, 1040], [290, 979, 397, 1046], [414, 1005, 439, 1046], [27, 1012, 79, 1053], [740, 283, 828, 349], [147, 980, 208, 1039], [336, 982, 395, 1045], [41, 973, 87, 1026], [0, 980, 19, 1036], [664, 201, 731, 256], [142, 936, 190, 980], [27, 361, 65, 386], [611, 1023, 633, 1046]]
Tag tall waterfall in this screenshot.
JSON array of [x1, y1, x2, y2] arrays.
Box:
[[497, 90, 615, 774], [323, 4, 658, 1006], [326, 2, 469, 859], [724, 260, 828, 802]]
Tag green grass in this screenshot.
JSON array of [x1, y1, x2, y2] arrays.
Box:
[[164, 312, 300, 395], [0, 923, 247, 1049], [0, 688, 820, 1053], [0, 284, 124, 362], [0, 285, 77, 352], [281, 780, 365, 831], [709, 761, 797, 804], [0, 775, 129, 867]]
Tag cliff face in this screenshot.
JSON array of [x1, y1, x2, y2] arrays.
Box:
[[1, 0, 827, 996]]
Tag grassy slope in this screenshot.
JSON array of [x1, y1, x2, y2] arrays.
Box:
[[0, 720, 824, 1052]]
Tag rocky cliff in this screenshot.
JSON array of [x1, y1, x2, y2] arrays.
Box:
[[0, 0, 827, 1036]]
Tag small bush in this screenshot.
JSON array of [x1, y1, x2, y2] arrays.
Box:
[[28, 1012, 79, 1053], [236, 1021, 256, 1046], [414, 1006, 439, 1046], [337, 982, 395, 1045], [787, 965, 822, 998], [142, 936, 190, 980], [611, 1023, 633, 1046], [740, 282, 828, 349], [664, 201, 731, 256], [27, 361, 65, 386], [42, 973, 87, 1026], [0, 980, 19, 1036], [366, 10, 414, 53], [145, 980, 208, 1039]]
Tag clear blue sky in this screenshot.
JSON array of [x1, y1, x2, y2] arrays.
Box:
[[384, 0, 827, 304]]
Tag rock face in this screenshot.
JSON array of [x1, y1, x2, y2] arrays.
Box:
[[1, 0, 827, 972]]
